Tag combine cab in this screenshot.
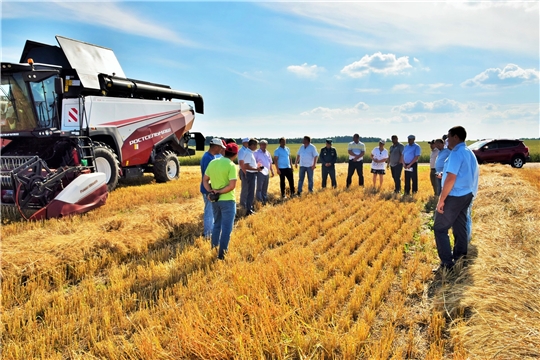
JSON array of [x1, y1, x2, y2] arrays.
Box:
[[1, 36, 205, 220]]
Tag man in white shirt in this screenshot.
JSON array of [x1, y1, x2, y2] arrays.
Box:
[[241, 138, 263, 216], [254, 140, 274, 205], [347, 133, 365, 188], [295, 136, 319, 195], [237, 137, 250, 209]]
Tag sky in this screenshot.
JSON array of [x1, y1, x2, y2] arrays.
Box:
[[1, 1, 539, 141]]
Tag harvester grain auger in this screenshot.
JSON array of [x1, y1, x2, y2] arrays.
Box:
[[1, 36, 205, 220]]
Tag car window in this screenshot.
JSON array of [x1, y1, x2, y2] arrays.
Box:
[[485, 142, 498, 150], [497, 140, 519, 149]]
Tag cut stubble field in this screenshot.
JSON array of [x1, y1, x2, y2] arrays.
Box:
[[1, 164, 539, 359]]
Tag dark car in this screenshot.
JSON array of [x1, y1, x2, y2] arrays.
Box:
[[468, 139, 531, 168]]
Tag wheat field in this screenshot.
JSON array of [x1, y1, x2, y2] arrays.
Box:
[[1, 163, 539, 359]]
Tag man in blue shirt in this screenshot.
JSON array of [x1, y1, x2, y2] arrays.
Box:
[[434, 126, 479, 271], [273, 137, 295, 198], [401, 134, 421, 195], [200, 138, 226, 238]]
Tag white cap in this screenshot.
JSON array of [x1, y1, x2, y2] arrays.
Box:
[[242, 137, 249, 143], [209, 138, 226, 148]]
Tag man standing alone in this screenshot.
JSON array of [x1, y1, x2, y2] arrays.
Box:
[[320, 139, 337, 189], [346, 133, 365, 188], [295, 136, 319, 195], [200, 138, 226, 238], [401, 135, 421, 195], [388, 135, 404, 193], [434, 126, 479, 270]]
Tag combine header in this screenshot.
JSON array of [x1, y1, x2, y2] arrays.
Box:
[[1, 36, 204, 220]]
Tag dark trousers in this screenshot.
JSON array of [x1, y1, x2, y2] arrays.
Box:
[[390, 164, 403, 193], [239, 170, 247, 207], [322, 165, 337, 188], [404, 163, 418, 194], [346, 160, 364, 187], [430, 168, 440, 196], [434, 193, 473, 267], [278, 168, 295, 197], [245, 172, 257, 212]]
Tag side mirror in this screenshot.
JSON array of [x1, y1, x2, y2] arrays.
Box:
[[55, 77, 64, 95]]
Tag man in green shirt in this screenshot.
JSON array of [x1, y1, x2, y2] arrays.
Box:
[[203, 143, 239, 260]]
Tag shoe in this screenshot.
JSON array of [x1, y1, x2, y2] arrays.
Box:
[[246, 210, 256, 216]]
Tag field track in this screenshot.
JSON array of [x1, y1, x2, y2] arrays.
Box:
[[1, 164, 539, 359]]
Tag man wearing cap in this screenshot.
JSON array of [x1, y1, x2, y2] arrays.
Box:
[[388, 135, 405, 193], [401, 135, 421, 195], [203, 142, 239, 260], [200, 138, 226, 238], [434, 126, 479, 271], [346, 133, 365, 188], [295, 136, 319, 195], [319, 139, 338, 189], [254, 139, 274, 205], [241, 138, 263, 216], [429, 140, 440, 196], [238, 137, 250, 210], [370, 140, 388, 189], [273, 137, 295, 198]]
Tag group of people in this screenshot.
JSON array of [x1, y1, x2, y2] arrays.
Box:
[[200, 127, 479, 270]]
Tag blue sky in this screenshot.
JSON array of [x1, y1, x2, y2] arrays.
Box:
[[2, 1, 539, 141]]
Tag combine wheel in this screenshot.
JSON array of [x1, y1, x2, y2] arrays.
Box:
[[93, 143, 120, 191], [154, 150, 180, 183]]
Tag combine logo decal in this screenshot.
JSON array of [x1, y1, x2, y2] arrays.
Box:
[[68, 108, 79, 123], [129, 128, 171, 145]]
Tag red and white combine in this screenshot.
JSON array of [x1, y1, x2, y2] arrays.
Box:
[[1, 36, 204, 220]]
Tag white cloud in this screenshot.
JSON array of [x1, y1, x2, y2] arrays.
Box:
[[2, 2, 192, 46], [263, 2, 539, 56], [462, 64, 539, 88], [392, 83, 452, 93], [392, 84, 413, 92], [341, 52, 412, 78], [392, 99, 465, 113], [287, 63, 325, 79], [355, 88, 381, 93], [301, 102, 369, 119]]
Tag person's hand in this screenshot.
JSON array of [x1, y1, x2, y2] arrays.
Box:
[[312, 165, 316, 170], [436, 200, 445, 214], [295, 164, 298, 169], [276, 169, 281, 175]]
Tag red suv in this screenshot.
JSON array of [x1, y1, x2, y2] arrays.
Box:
[[468, 139, 531, 168]]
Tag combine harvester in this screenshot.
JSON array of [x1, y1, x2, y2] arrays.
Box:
[[0, 36, 204, 220]]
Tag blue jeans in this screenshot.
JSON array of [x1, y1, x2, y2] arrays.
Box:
[[256, 173, 269, 203], [211, 200, 236, 259], [202, 193, 214, 238], [298, 166, 314, 194]]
